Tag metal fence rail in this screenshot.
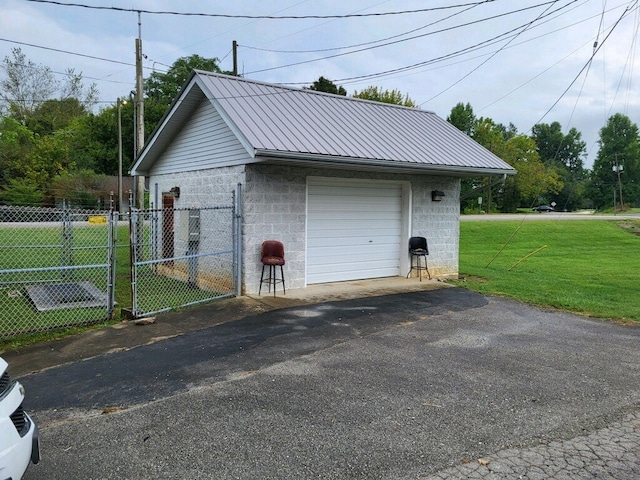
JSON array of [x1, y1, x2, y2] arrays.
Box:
[[129, 201, 238, 318], [0, 206, 116, 339]]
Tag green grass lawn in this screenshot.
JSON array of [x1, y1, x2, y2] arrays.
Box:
[[0, 224, 128, 341], [0, 223, 228, 348], [453, 219, 640, 322]]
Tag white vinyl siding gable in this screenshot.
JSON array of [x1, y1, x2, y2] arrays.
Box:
[[149, 100, 250, 176]]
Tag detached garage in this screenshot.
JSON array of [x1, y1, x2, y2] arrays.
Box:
[[131, 71, 515, 294]]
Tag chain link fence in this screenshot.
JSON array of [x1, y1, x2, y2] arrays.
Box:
[[0, 205, 117, 339], [0, 192, 241, 339], [129, 201, 239, 318]]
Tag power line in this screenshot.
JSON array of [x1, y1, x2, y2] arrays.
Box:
[[24, 0, 498, 19], [242, 0, 573, 76], [0, 36, 170, 78], [274, 1, 577, 87], [421, 0, 569, 105], [241, 0, 495, 54], [0, 37, 133, 67], [476, 1, 629, 113], [531, 0, 639, 128]]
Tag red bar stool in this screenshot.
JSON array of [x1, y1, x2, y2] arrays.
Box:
[[259, 240, 286, 296]]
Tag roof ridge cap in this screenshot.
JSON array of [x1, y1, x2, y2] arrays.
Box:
[[193, 70, 435, 113]]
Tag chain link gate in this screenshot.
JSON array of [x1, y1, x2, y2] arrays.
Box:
[[129, 191, 240, 318], [0, 205, 117, 339]]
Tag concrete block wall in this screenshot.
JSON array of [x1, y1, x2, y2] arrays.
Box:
[[150, 164, 461, 294], [148, 165, 245, 210], [243, 164, 462, 293], [409, 176, 461, 277], [243, 164, 307, 295]]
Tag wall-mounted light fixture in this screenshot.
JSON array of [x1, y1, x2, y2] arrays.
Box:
[[169, 186, 181, 198], [431, 190, 445, 202]]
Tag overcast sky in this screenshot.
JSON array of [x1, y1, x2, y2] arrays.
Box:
[[2, 0, 640, 169]]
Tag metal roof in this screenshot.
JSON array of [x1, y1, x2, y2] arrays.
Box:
[[132, 71, 516, 176]]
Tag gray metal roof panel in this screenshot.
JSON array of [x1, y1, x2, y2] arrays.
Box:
[[198, 72, 513, 172], [134, 71, 515, 175]]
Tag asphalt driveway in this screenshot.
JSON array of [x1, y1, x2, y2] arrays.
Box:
[[20, 287, 640, 479]]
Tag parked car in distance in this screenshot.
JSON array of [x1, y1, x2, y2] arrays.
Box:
[[0, 356, 40, 479], [533, 205, 554, 212]]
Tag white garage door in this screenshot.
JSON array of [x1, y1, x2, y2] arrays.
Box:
[[306, 178, 404, 284]]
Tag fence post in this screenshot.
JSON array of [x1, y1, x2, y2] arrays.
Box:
[[187, 208, 200, 289], [61, 200, 74, 282], [129, 206, 138, 317], [235, 183, 243, 297], [106, 209, 117, 318]]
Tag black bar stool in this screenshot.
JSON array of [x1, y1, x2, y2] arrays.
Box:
[[407, 236, 431, 281]]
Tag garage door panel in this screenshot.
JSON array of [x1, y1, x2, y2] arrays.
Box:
[[309, 183, 399, 195], [308, 208, 401, 219], [307, 243, 401, 260], [309, 216, 402, 229], [310, 257, 400, 271], [308, 225, 401, 239], [307, 235, 401, 248], [307, 179, 404, 284], [308, 257, 401, 270], [308, 227, 400, 239], [309, 264, 400, 284]]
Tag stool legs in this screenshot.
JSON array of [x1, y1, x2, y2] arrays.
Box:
[[280, 265, 286, 294], [259, 264, 286, 296], [407, 254, 431, 281]]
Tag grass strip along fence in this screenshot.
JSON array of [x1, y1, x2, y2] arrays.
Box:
[[454, 219, 640, 322]]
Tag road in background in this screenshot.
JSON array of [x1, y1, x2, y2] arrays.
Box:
[[462, 212, 640, 221]]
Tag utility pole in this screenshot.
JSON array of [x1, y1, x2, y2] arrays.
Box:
[[232, 40, 238, 76], [117, 97, 126, 211], [135, 12, 145, 209], [613, 158, 624, 211]]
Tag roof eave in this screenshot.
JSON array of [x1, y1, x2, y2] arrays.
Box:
[[254, 150, 517, 177]]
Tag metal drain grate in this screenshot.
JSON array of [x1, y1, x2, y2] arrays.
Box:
[[25, 282, 108, 312]]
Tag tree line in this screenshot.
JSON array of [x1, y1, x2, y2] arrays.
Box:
[[1, 48, 638, 212], [446, 102, 640, 213]]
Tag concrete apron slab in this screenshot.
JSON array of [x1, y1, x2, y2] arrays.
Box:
[[249, 275, 449, 307]]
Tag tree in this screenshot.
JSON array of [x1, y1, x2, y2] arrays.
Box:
[[145, 54, 222, 105], [352, 86, 416, 107], [24, 130, 74, 191], [455, 116, 506, 212], [496, 122, 518, 141], [588, 113, 640, 210], [0, 117, 35, 184], [499, 135, 563, 212], [50, 169, 109, 208], [0, 48, 98, 123], [531, 122, 587, 210], [67, 105, 128, 175], [307, 76, 346, 96], [461, 117, 563, 212], [59, 67, 98, 107], [0, 177, 45, 206], [447, 102, 476, 136], [29, 98, 90, 136], [0, 48, 56, 121], [531, 122, 586, 173], [472, 117, 505, 151]]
